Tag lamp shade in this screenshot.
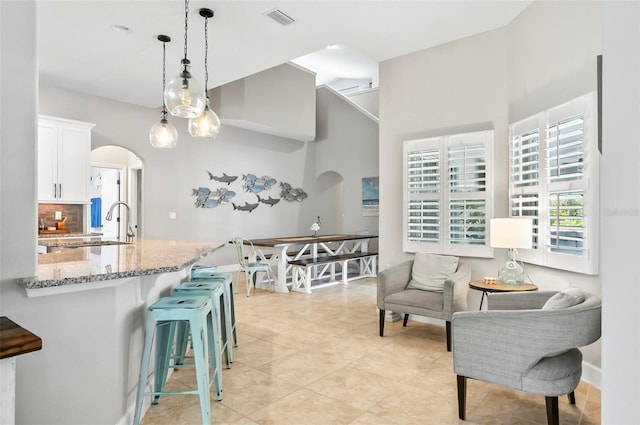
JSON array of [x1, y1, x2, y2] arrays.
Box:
[[489, 218, 533, 249]]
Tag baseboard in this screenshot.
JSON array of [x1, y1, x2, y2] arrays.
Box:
[[581, 361, 601, 389]]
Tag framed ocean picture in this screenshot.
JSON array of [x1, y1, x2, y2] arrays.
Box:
[[362, 177, 379, 216]]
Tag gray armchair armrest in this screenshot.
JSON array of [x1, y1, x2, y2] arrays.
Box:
[[377, 260, 413, 309], [488, 291, 556, 310], [442, 263, 472, 318]]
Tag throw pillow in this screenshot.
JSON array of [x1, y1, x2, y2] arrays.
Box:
[[542, 287, 587, 309], [406, 252, 459, 292]]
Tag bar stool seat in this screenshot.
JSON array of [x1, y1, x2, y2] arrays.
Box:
[[191, 267, 238, 349], [133, 295, 221, 425], [173, 281, 230, 368]]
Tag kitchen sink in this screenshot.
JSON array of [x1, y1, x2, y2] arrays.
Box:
[[61, 240, 133, 248]]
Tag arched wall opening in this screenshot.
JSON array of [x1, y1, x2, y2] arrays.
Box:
[[315, 171, 344, 234], [90, 145, 143, 239]]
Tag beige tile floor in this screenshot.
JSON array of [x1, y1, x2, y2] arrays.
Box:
[[140, 277, 601, 425]]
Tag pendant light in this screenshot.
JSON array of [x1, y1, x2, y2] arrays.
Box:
[[149, 35, 178, 149], [164, 0, 206, 119], [189, 8, 221, 139]]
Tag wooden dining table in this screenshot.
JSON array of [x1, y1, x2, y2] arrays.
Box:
[[246, 234, 378, 293]]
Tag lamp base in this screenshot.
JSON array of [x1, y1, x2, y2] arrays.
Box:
[[498, 259, 525, 285]]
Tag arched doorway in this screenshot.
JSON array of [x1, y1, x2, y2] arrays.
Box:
[[315, 171, 344, 234], [90, 146, 143, 239]]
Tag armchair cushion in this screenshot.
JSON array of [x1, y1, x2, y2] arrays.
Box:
[[385, 288, 444, 312], [406, 253, 459, 292], [522, 348, 582, 396], [542, 287, 586, 310]]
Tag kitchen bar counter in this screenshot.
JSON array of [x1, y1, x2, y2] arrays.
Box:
[[11, 238, 226, 424], [19, 238, 225, 290]]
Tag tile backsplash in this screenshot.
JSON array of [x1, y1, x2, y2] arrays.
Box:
[[38, 204, 84, 232]]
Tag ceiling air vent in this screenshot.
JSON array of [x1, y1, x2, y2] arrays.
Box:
[[264, 8, 295, 26]]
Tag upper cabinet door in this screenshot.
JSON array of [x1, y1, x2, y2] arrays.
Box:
[[37, 120, 59, 202], [57, 124, 91, 202], [37, 116, 95, 204]]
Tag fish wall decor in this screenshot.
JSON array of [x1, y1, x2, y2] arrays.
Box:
[[242, 174, 277, 193], [192, 186, 237, 208], [280, 182, 308, 202], [256, 194, 281, 207], [232, 202, 259, 213], [207, 171, 238, 185]]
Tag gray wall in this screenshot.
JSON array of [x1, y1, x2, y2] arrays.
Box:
[[40, 80, 377, 267], [601, 2, 640, 423], [212, 63, 317, 142], [313, 86, 379, 238], [379, 2, 602, 374], [0, 1, 41, 424]]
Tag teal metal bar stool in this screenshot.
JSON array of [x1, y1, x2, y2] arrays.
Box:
[[133, 295, 221, 425], [173, 281, 230, 368], [191, 267, 238, 349]]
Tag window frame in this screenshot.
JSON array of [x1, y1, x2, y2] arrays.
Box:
[[403, 129, 494, 258], [509, 93, 599, 275]]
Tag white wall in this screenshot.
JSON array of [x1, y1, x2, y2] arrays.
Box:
[[379, 27, 509, 269], [313, 86, 380, 238], [0, 1, 41, 424], [601, 2, 640, 423], [379, 2, 603, 374], [212, 63, 317, 142], [39, 85, 308, 265], [347, 88, 379, 118]]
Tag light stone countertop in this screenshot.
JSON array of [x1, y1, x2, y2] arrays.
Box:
[[19, 238, 225, 289]]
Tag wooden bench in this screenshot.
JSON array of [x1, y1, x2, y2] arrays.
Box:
[[288, 252, 378, 294]]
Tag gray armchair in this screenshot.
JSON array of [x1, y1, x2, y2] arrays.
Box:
[[453, 290, 601, 425], [377, 259, 471, 351]]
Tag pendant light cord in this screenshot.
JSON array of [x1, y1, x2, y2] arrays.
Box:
[[183, 0, 189, 61], [162, 39, 167, 115], [204, 14, 209, 93]]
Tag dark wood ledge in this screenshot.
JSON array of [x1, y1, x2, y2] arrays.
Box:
[[0, 317, 42, 359]]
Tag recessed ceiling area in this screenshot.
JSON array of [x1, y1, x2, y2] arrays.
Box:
[[292, 45, 379, 95], [36, 1, 533, 109]]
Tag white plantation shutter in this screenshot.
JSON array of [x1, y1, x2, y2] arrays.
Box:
[[511, 194, 540, 249], [407, 200, 440, 243], [508, 93, 598, 274], [511, 129, 540, 188], [403, 130, 493, 257], [548, 191, 585, 255], [546, 115, 585, 184]]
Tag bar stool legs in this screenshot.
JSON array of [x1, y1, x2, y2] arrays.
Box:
[[190, 267, 238, 349], [133, 296, 218, 425]]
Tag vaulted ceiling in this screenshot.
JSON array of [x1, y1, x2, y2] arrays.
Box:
[[37, 1, 532, 108]]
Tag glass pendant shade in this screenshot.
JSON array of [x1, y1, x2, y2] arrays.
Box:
[[188, 98, 221, 138], [164, 59, 206, 119], [149, 115, 178, 149]]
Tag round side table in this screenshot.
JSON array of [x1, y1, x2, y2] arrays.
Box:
[[469, 280, 538, 310]]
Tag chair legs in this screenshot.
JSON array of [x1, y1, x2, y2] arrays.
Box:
[[446, 320, 452, 352], [457, 375, 466, 420], [379, 309, 385, 336], [402, 314, 409, 327], [545, 396, 559, 425], [458, 379, 571, 425]]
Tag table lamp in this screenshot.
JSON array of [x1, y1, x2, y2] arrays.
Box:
[[489, 218, 533, 285]]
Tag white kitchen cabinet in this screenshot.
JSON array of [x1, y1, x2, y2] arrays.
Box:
[[38, 115, 95, 203]]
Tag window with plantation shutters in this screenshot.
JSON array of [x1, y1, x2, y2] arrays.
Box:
[[403, 130, 493, 257], [509, 92, 598, 274]]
